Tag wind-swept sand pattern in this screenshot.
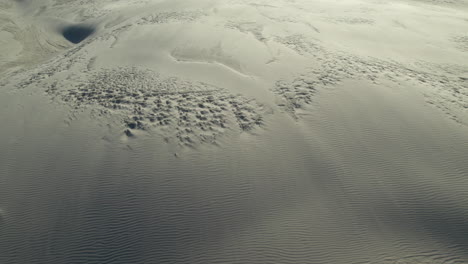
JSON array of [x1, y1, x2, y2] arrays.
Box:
[[49, 67, 265, 146], [1, 0, 468, 263]]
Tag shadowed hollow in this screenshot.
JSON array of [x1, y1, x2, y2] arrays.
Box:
[[61, 25, 95, 44]]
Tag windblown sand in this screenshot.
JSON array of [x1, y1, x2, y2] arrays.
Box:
[[1, 0, 467, 263]]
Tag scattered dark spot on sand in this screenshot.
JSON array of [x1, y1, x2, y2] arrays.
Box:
[[124, 129, 134, 137], [127, 122, 137, 129]]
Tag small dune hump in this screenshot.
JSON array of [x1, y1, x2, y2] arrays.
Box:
[[61, 24, 95, 44]]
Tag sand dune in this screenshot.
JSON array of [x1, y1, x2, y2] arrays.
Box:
[[1, 0, 467, 263]]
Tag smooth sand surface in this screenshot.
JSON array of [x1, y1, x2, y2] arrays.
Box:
[[1, 0, 467, 263]]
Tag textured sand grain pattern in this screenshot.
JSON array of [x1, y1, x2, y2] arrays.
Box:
[[0, 0, 467, 263]]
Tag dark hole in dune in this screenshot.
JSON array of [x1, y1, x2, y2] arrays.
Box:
[[62, 25, 95, 44]]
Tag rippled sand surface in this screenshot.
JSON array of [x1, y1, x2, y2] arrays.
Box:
[[1, 0, 468, 263]]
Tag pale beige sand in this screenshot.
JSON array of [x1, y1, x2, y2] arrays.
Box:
[[0, 0, 467, 263]]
